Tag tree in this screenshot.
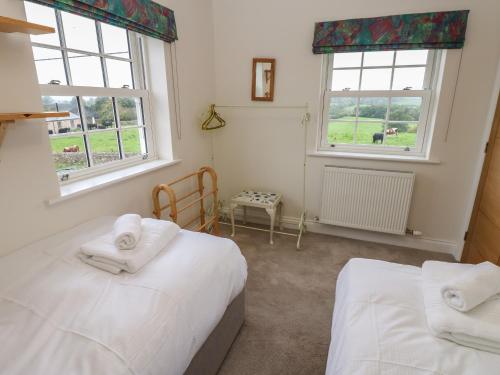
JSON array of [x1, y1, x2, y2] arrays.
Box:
[[358, 105, 386, 119], [389, 105, 420, 122], [116, 98, 138, 122], [329, 98, 356, 119]]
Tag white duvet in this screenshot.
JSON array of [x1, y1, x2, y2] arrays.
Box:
[[326, 258, 500, 375], [0, 217, 247, 375]]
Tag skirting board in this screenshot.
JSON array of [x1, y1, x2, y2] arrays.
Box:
[[221, 207, 461, 260]]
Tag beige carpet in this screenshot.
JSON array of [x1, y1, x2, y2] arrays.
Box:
[[217, 223, 454, 375]]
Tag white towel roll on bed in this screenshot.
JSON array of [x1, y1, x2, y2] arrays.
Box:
[[441, 261, 500, 312], [423, 261, 500, 354], [113, 213, 142, 250], [81, 218, 180, 274]]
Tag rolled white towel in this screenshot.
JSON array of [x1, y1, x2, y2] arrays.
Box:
[[80, 218, 180, 274], [423, 261, 500, 353], [441, 261, 500, 312], [113, 214, 142, 250]]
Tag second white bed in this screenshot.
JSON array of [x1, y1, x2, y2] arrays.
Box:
[[0, 217, 247, 375], [326, 258, 500, 375]]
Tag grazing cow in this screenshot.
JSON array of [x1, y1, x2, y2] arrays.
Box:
[[372, 133, 384, 144], [386, 127, 399, 136], [63, 145, 80, 153]]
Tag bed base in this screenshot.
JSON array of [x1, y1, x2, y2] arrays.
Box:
[[184, 289, 245, 375], [152, 166, 220, 235]]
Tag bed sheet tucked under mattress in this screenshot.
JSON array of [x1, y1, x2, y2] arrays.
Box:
[[0, 217, 247, 375], [326, 258, 500, 375]]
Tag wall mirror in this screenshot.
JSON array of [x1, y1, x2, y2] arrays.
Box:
[[252, 58, 275, 101]]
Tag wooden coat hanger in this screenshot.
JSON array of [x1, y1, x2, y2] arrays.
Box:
[[201, 104, 226, 130]]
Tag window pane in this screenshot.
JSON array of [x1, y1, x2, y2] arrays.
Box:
[[363, 51, 394, 67], [89, 131, 121, 165], [101, 23, 130, 57], [360, 68, 391, 90], [82, 97, 116, 130], [328, 97, 357, 119], [32, 47, 67, 85], [68, 53, 104, 87], [49, 135, 88, 172], [117, 98, 143, 127], [392, 67, 426, 90], [24, 2, 60, 46], [356, 98, 389, 145], [328, 120, 355, 144], [331, 69, 360, 91], [42, 96, 82, 134], [356, 122, 385, 145], [106, 59, 133, 88], [389, 97, 422, 122], [358, 97, 388, 122], [327, 97, 356, 144], [395, 50, 428, 66], [122, 128, 146, 157], [333, 52, 362, 68], [385, 122, 418, 148], [61, 11, 98, 52]]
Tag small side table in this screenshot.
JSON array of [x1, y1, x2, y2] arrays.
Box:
[[230, 191, 283, 245]]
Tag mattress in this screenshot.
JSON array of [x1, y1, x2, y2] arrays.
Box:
[[0, 217, 247, 375], [326, 258, 500, 375]]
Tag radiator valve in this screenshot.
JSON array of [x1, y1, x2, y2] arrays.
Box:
[[406, 229, 422, 236]]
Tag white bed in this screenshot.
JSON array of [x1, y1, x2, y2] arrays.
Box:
[[326, 258, 500, 375], [0, 217, 247, 375]]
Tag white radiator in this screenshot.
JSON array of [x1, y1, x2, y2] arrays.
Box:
[[320, 166, 415, 235]]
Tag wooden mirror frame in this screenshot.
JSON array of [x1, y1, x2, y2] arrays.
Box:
[[252, 58, 276, 102]]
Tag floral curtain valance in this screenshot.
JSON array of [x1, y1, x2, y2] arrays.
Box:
[[313, 10, 469, 54], [28, 0, 178, 43]]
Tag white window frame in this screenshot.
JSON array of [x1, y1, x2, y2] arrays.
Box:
[[318, 50, 442, 157], [28, 5, 157, 183]]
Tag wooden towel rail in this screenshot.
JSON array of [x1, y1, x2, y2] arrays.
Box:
[[152, 166, 220, 235]]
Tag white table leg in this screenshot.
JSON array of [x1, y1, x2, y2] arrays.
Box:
[[265, 207, 276, 245], [230, 203, 237, 237], [297, 211, 305, 250], [278, 202, 283, 231], [243, 206, 247, 224]]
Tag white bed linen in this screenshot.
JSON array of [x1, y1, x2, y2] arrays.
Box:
[[0, 217, 247, 375], [325, 258, 500, 375]]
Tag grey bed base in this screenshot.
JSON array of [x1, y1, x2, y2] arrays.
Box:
[[184, 289, 245, 375]]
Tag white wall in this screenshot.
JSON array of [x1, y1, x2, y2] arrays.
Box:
[[2, 0, 499, 259], [211, 0, 500, 257], [0, 0, 215, 254]]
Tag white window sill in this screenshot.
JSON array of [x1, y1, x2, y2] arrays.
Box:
[[308, 151, 440, 164], [47, 159, 181, 205]]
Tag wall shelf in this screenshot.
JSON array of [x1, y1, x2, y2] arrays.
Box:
[[0, 112, 70, 147], [0, 112, 69, 122], [0, 15, 55, 35]]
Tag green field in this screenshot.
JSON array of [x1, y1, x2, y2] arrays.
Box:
[[328, 116, 417, 147], [50, 129, 143, 171], [50, 129, 142, 154]]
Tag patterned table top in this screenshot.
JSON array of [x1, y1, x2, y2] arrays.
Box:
[[231, 190, 282, 208]]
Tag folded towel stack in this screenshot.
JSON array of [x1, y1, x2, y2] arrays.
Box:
[[422, 261, 500, 354], [113, 213, 142, 250], [79, 216, 180, 274]]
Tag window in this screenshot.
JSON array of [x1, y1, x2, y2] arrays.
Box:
[[24, 2, 155, 181], [319, 50, 440, 156]]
